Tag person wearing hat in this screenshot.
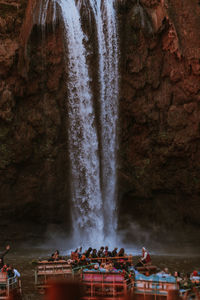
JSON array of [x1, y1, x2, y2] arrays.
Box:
[[134, 247, 151, 268]]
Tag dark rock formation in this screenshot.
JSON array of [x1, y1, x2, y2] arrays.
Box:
[[0, 0, 70, 242], [0, 0, 199, 245], [118, 0, 200, 244]]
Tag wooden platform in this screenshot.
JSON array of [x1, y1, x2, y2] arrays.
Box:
[[81, 271, 133, 299], [35, 260, 74, 289], [133, 274, 179, 299]]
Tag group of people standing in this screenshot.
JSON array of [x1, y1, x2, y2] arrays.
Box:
[[72, 246, 126, 261]]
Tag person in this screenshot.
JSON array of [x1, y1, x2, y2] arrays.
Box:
[[134, 247, 151, 268], [118, 248, 125, 257], [99, 263, 106, 272], [91, 249, 98, 259], [6, 264, 14, 278], [6, 264, 20, 278], [85, 247, 92, 258], [180, 273, 193, 290], [104, 246, 111, 257], [53, 250, 60, 260], [98, 247, 104, 257], [79, 254, 87, 265], [1, 264, 8, 273], [190, 270, 200, 284], [94, 263, 99, 270], [0, 245, 10, 269], [49, 250, 61, 261], [78, 247, 82, 259], [111, 248, 118, 257], [104, 261, 114, 272], [174, 271, 182, 283]]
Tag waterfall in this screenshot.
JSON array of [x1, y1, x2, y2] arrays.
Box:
[[58, 0, 104, 246], [41, 0, 119, 247], [88, 0, 119, 242], [38, 0, 57, 28], [38, 0, 50, 25]]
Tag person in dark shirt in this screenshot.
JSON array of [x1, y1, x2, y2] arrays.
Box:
[[91, 249, 98, 259], [85, 247, 92, 258], [118, 248, 125, 257], [97, 247, 104, 257], [104, 246, 111, 257], [0, 245, 10, 269], [111, 248, 118, 257], [6, 264, 14, 278]]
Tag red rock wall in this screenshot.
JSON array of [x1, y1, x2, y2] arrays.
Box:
[[0, 0, 71, 242], [118, 0, 200, 243]]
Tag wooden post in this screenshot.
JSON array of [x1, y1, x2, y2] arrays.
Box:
[[7, 278, 10, 296], [35, 269, 37, 285]]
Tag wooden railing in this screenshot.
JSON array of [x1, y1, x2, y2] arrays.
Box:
[[0, 273, 21, 299], [35, 260, 73, 286], [81, 271, 133, 300], [89, 256, 133, 264]]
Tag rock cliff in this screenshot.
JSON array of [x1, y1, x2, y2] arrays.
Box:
[[0, 0, 199, 245], [118, 0, 200, 244], [0, 0, 70, 242]]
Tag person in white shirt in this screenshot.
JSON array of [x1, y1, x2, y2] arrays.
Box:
[[134, 247, 151, 268], [13, 268, 20, 277]]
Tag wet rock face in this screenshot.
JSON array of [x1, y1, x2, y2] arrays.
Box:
[[0, 0, 71, 242], [118, 0, 200, 241], [0, 0, 200, 243]]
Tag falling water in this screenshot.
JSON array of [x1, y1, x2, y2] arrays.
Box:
[[88, 0, 119, 242], [58, 0, 104, 246], [40, 0, 119, 247], [38, 0, 57, 29]]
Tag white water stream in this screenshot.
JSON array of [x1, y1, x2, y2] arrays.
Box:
[[88, 0, 119, 242], [41, 0, 119, 247]]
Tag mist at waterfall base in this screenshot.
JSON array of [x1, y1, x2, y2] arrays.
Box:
[[35, 219, 200, 257]]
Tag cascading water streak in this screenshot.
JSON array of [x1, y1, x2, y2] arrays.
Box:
[[57, 0, 104, 246], [101, 0, 119, 241], [88, 0, 119, 242], [38, 0, 50, 25]]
